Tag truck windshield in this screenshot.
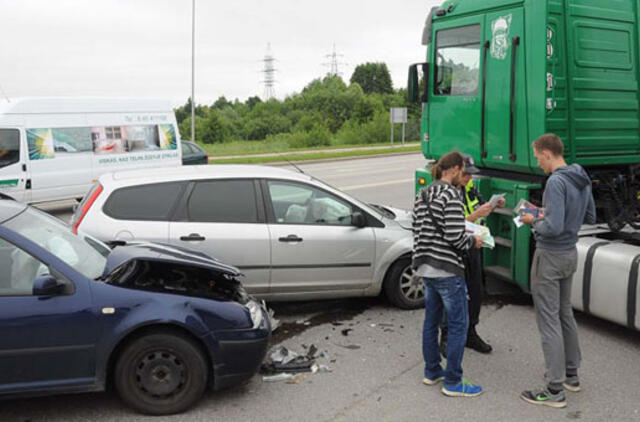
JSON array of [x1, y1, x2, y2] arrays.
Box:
[[434, 25, 481, 96], [0, 129, 20, 169], [4, 207, 109, 280]]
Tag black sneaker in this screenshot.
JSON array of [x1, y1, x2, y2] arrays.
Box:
[[520, 388, 567, 408], [466, 327, 492, 354]]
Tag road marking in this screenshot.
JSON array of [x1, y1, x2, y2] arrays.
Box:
[[339, 178, 414, 191]]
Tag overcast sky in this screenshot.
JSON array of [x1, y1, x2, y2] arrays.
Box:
[[0, 0, 439, 107]]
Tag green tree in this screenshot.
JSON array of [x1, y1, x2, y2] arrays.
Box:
[[350, 62, 393, 95]]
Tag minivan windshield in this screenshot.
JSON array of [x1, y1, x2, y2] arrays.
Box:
[[4, 207, 109, 279]]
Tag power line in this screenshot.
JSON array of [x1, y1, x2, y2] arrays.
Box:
[[323, 43, 347, 77], [260, 43, 278, 100]]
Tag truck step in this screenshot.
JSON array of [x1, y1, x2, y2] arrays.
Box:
[[484, 265, 512, 282], [494, 236, 513, 248]]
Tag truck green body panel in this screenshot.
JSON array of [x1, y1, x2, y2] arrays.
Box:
[[413, 0, 640, 289]]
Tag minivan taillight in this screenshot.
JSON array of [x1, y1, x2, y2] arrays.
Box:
[[72, 184, 103, 234]]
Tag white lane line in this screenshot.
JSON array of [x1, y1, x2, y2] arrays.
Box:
[[339, 178, 414, 191]]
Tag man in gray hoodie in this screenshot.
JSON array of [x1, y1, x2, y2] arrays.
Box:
[[519, 134, 596, 409]]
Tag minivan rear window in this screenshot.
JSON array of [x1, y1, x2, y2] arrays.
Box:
[[0, 129, 20, 169], [187, 180, 258, 223], [104, 182, 185, 221]]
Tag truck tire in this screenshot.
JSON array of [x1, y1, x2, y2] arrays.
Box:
[[114, 332, 208, 415], [383, 258, 424, 309]]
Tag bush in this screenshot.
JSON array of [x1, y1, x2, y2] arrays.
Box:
[[336, 111, 390, 145]]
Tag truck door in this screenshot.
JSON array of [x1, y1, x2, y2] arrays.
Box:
[[482, 8, 527, 170], [429, 17, 484, 161], [0, 128, 28, 202]]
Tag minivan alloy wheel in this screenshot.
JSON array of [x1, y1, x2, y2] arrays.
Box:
[[399, 265, 423, 302]]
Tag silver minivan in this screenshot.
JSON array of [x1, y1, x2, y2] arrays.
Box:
[[73, 165, 422, 308]]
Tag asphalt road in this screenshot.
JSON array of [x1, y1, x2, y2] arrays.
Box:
[[9, 153, 640, 421]]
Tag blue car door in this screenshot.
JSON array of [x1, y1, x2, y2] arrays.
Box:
[[0, 237, 97, 393]]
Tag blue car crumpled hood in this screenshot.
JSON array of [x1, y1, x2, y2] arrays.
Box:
[[102, 241, 240, 279], [100, 241, 249, 304]]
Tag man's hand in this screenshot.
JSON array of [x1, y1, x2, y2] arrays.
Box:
[[497, 197, 506, 208], [474, 235, 483, 248], [520, 213, 535, 226], [475, 203, 493, 218]]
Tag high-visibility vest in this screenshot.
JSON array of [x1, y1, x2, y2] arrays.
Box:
[[462, 179, 482, 222]]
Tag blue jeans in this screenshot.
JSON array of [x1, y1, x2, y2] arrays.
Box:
[[422, 276, 469, 387]]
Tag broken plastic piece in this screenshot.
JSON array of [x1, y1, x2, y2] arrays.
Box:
[[262, 373, 296, 382], [268, 308, 280, 332]]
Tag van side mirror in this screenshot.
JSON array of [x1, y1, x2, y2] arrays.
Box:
[[352, 211, 367, 228], [33, 275, 65, 296]]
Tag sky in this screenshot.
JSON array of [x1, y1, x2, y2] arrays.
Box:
[[0, 0, 439, 107]]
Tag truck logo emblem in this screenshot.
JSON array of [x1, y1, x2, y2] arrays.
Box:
[[491, 14, 512, 60]]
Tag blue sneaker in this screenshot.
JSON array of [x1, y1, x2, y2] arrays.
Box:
[[441, 379, 484, 397], [423, 370, 445, 385]]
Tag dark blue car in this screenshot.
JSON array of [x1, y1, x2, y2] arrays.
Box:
[[0, 198, 270, 415]]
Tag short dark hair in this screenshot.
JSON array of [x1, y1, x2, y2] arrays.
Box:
[[431, 151, 464, 179], [533, 133, 563, 156]]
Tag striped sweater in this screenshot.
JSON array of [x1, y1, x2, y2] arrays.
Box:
[[412, 180, 474, 277]]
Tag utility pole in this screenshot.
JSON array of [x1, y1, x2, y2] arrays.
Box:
[[261, 43, 277, 100], [190, 0, 195, 141], [323, 44, 347, 77]]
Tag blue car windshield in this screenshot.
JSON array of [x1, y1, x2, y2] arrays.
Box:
[[4, 207, 109, 280]]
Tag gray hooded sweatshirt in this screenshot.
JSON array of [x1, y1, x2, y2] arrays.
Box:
[[533, 164, 596, 251]]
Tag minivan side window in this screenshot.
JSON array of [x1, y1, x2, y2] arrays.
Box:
[[267, 180, 354, 226], [103, 182, 185, 221], [0, 129, 20, 169], [187, 180, 258, 223]]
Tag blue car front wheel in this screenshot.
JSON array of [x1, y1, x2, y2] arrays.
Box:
[[114, 332, 208, 415]]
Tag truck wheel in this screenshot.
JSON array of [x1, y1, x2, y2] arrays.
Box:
[[114, 332, 208, 415], [383, 258, 424, 309]]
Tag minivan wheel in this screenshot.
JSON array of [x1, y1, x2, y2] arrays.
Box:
[[383, 258, 424, 309], [114, 332, 208, 415]]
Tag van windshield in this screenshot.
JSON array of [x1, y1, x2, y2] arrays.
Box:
[[0, 129, 20, 169]]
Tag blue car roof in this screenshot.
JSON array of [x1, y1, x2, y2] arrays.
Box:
[[0, 199, 27, 224]]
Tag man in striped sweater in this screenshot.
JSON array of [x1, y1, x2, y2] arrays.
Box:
[[413, 151, 484, 397]]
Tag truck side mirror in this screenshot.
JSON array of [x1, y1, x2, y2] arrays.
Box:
[[407, 62, 430, 104], [408, 64, 420, 103]]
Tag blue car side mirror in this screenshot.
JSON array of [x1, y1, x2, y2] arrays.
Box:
[[32, 275, 64, 296]]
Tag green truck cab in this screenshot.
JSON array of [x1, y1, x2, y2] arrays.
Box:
[[408, 0, 640, 291]]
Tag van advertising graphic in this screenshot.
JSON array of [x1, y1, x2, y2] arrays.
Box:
[[27, 124, 177, 160]]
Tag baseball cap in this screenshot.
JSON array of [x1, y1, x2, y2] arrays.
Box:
[[462, 153, 480, 174]]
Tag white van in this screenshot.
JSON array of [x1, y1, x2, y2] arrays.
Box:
[[0, 97, 182, 203]]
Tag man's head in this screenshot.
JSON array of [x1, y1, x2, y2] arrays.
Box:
[[532, 133, 564, 174], [460, 153, 479, 187]]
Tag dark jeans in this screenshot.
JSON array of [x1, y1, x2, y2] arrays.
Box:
[[441, 248, 483, 335], [422, 276, 469, 386]]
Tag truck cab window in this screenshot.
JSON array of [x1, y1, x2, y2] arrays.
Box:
[[0, 129, 20, 168], [434, 25, 481, 96]]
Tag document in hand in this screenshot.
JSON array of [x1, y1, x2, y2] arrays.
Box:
[[513, 199, 545, 228], [488, 193, 505, 208], [465, 221, 495, 249]]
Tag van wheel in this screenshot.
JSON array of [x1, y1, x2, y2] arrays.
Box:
[[114, 332, 208, 415], [383, 258, 424, 309]]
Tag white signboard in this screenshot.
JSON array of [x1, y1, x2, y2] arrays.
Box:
[[390, 107, 408, 124]]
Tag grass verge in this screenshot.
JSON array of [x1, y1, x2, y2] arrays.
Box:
[[209, 145, 421, 164], [202, 140, 418, 156]]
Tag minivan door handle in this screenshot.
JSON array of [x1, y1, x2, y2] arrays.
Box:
[[180, 233, 206, 241], [278, 234, 303, 242]]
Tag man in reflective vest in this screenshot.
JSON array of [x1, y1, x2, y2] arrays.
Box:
[[440, 154, 503, 355]]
